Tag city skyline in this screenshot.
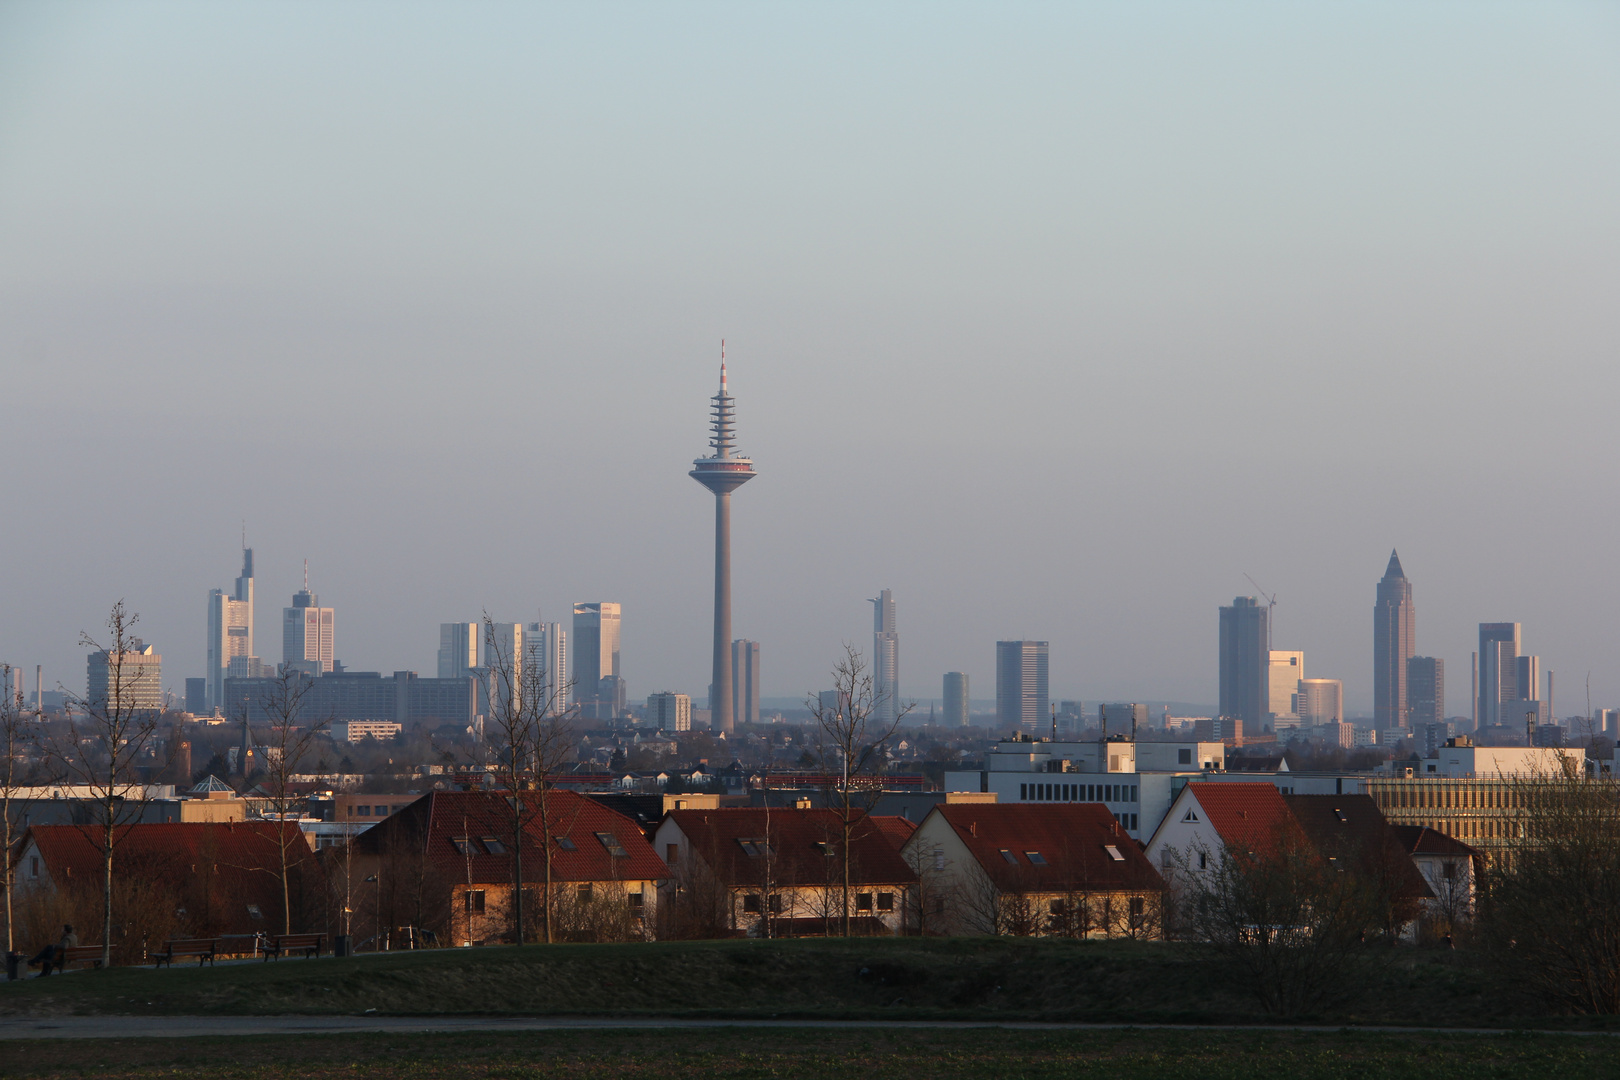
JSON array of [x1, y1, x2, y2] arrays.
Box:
[[3, 5, 1617, 715]]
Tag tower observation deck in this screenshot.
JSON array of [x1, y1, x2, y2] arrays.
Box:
[[690, 355, 755, 734]]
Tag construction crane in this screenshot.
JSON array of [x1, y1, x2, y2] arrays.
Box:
[[1243, 573, 1277, 651]]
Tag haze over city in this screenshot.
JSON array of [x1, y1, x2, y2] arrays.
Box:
[[2, 3, 1617, 713]]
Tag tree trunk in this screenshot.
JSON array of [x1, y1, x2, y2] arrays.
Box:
[[101, 814, 114, 968]]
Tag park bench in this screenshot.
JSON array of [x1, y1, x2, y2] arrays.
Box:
[[151, 937, 222, 968], [263, 933, 324, 961], [57, 945, 107, 971]]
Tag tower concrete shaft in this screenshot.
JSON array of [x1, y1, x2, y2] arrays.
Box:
[[690, 358, 755, 734]]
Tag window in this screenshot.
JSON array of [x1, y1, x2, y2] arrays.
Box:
[[1198, 851, 1208, 870], [1020, 784, 1027, 799], [1050, 898, 1067, 915], [374, 805, 388, 816], [1104, 845, 1125, 862], [1025, 851, 1047, 865], [768, 895, 782, 913], [451, 836, 475, 855], [737, 838, 774, 858], [1182, 809, 1199, 823], [576, 883, 593, 901], [465, 890, 485, 914], [555, 836, 577, 851], [1179, 748, 1192, 765], [29, 856, 38, 878], [481, 837, 507, 855], [743, 893, 762, 913], [628, 892, 645, 909], [1130, 786, 1138, 802], [1332, 808, 1348, 823], [1160, 848, 1173, 870], [1443, 860, 1457, 880], [1129, 896, 1145, 918], [814, 841, 836, 857], [357, 805, 371, 816], [877, 892, 894, 911], [666, 843, 680, 866], [597, 832, 629, 858], [999, 849, 1019, 864], [246, 904, 263, 920], [856, 893, 874, 911], [932, 848, 944, 871]]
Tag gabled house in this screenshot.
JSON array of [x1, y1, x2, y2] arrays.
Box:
[[354, 790, 667, 946], [1392, 824, 1480, 932], [900, 803, 1167, 938], [12, 821, 321, 960], [1143, 782, 1432, 938], [654, 808, 916, 937]]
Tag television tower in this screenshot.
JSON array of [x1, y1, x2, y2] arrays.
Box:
[[690, 345, 755, 734]]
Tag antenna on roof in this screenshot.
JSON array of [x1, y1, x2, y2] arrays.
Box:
[[304, 559, 309, 591]]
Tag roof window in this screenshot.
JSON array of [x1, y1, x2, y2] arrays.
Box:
[[1024, 851, 1047, 865], [1104, 845, 1125, 862], [736, 838, 774, 858], [481, 836, 507, 855], [999, 849, 1019, 864], [450, 837, 475, 855], [555, 836, 577, 852], [1333, 808, 1348, 823], [597, 832, 629, 859]]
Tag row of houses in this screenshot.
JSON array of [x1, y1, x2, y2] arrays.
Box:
[[9, 780, 1479, 956]]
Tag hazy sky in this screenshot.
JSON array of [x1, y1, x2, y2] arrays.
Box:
[[2, 2, 1617, 715]]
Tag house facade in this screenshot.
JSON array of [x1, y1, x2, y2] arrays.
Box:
[[355, 790, 667, 945], [900, 803, 1167, 938], [654, 808, 916, 937]]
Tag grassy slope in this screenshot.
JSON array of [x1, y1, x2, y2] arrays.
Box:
[[0, 937, 1539, 1026], [3, 1027, 1616, 1080]]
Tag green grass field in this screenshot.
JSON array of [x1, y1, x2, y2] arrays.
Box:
[[4, 1027, 1619, 1080], [0, 937, 1542, 1028]]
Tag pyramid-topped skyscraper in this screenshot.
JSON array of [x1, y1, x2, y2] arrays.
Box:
[[1373, 549, 1415, 728]]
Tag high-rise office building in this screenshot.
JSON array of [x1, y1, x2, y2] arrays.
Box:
[[87, 639, 163, 712], [689, 356, 756, 735], [995, 640, 1049, 734], [282, 564, 335, 675], [184, 677, 207, 715], [1099, 703, 1148, 737], [1406, 656, 1445, 728], [1297, 678, 1343, 724], [1373, 550, 1416, 728], [871, 589, 899, 725], [1219, 597, 1268, 725], [943, 672, 970, 727], [437, 622, 479, 680], [646, 691, 692, 732], [206, 548, 255, 713], [526, 621, 569, 711], [1477, 623, 1521, 728], [731, 639, 761, 726], [572, 603, 621, 718], [1268, 650, 1304, 727]]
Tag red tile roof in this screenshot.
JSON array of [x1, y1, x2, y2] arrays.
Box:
[[869, 815, 918, 851], [929, 804, 1166, 893], [1185, 782, 1297, 850], [663, 808, 917, 888], [360, 790, 667, 884], [21, 822, 318, 936]]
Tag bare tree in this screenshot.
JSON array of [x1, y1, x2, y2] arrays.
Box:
[[1479, 770, 1620, 1013], [37, 602, 166, 966], [480, 615, 575, 944], [238, 665, 331, 934], [805, 644, 909, 936], [1, 665, 29, 954], [1173, 820, 1379, 1018]]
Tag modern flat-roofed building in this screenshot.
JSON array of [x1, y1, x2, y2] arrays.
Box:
[[437, 622, 479, 679], [731, 639, 761, 726], [1219, 598, 1267, 726], [283, 571, 334, 675], [1407, 656, 1445, 728], [573, 603, 621, 719], [1297, 678, 1343, 724], [87, 639, 162, 712], [646, 691, 691, 732], [995, 641, 1048, 735], [942, 672, 969, 727], [1477, 623, 1521, 729], [1268, 651, 1303, 728], [206, 548, 255, 713]]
